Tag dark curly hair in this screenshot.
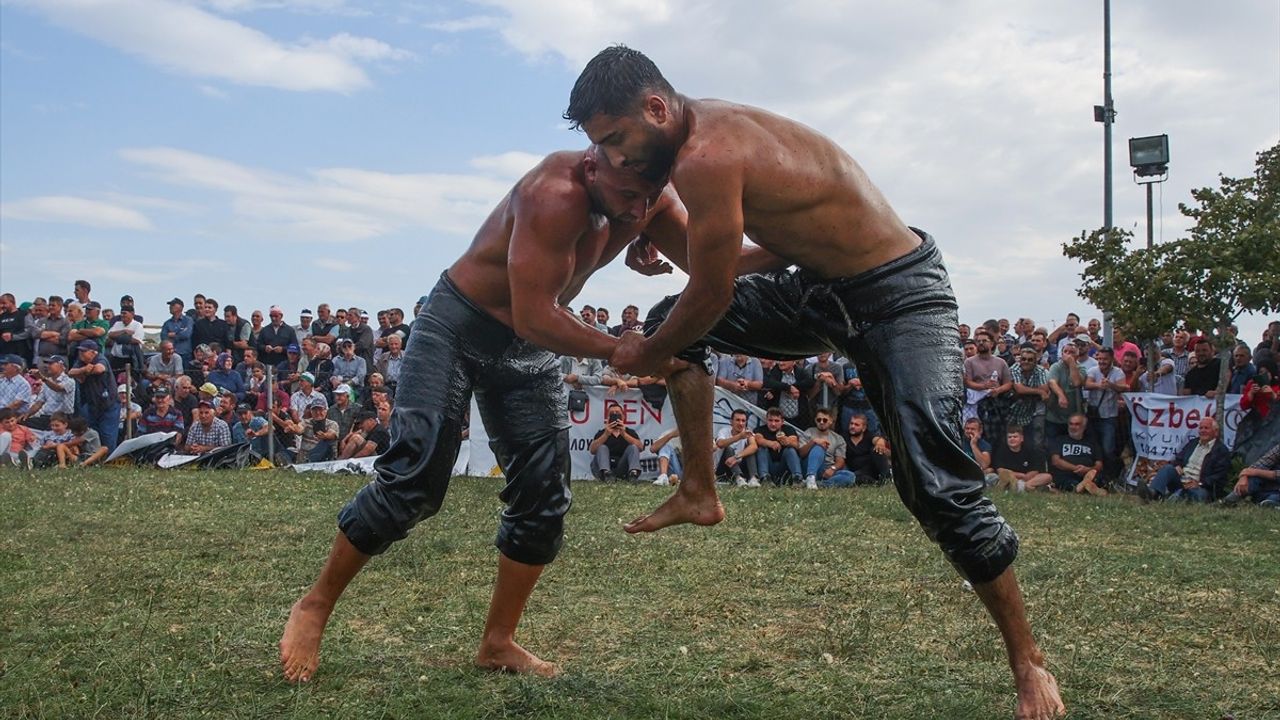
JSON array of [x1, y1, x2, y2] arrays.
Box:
[[564, 45, 674, 130]]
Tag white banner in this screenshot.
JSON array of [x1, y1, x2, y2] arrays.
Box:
[[1121, 392, 1244, 462], [465, 386, 804, 480]]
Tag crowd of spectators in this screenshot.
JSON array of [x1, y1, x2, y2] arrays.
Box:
[[0, 284, 1277, 508]]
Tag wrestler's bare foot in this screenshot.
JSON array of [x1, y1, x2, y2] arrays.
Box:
[[623, 489, 725, 533], [476, 638, 560, 677], [1014, 662, 1065, 720], [279, 595, 333, 683]]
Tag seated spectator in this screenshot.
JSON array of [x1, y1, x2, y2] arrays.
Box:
[[197, 382, 220, 411], [601, 364, 640, 396], [828, 412, 891, 487], [216, 388, 238, 426], [1142, 417, 1230, 503], [960, 417, 994, 484], [289, 373, 327, 421], [765, 360, 814, 429], [1228, 343, 1258, 395], [146, 341, 185, 386], [283, 399, 339, 463], [328, 384, 356, 438], [716, 353, 763, 406], [183, 401, 232, 455], [1181, 340, 1222, 397], [1048, 413, 1105, 495], [1139, 357, 1181, 394], [172, 376, 199, 429], [306, 341, 335, 395], [0, 407, 38, 467], [331, 339, 367, 394], [138, 387, 185, 444], [374, 334, 405, 388], [337, 409, 390, 459], [187, 344, 214, 388], [1240, 357, 1279, 420], [237, 404, 272, 458], [234, 347, 259, 382], [275, 344, 303, 392], [229, 403, 257, 444], [589, 405, 644, 481], [561, 354, 603, 389], [29, 412, 73, 468], [206, 353, 246, 401], [752, 407, 803, 486], [26, 356, 76, 430], [800, 407, 846, 490], [1221, 438, 1280, 508], [117, 384, 142, 437], [991, 426, 1051, 493], [362, 378, 392, 413], [650, 426, 682, 487], [715, 408, 759, 486], [0, 355, 33, 415], [58, 415, 108, 468]]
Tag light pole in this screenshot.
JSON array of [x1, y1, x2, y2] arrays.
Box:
[[1095, 0, 1118, 347], [1129, 134, 1170, 250]]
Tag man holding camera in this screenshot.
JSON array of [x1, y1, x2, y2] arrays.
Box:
[[589, 406, 644, 480]]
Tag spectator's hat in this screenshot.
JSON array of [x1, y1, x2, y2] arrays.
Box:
[[44, 355, 65, 366], [120, 294, 134, 308], [199, 382, 218, 396], [76, 339, 99, 352], [235, 403, 252, 413], [286, 344, 300, 353], [85, 301, 102, 310], [18, 302, 31, 311], [299, 372, 316, 384], [355, 410, 376, 423], [337, 337, 353, 347], [308, 397, 328, 410], [1158, 357, 1175, 369], [151, 386, 170, 397], [334, 383, 351, 397], [215, 352, 231, 366], [417, 295, 430, 306], [359, 311, 369, 319], [196, 400, 214, 410], [3, 354, 23, 367], [117, 384, 128, 394], [300, 309, 313, 317], [167, 297, 184, 307], [1073, 333, 1092, 344]]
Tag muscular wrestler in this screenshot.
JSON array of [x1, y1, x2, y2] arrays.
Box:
[[279, 147, 702, 682], [567, 46, 1065, 719]]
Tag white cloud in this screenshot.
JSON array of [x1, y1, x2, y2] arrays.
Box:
[[468, 151, 544, 180], [14, 0, 408, 92], [313, 257, 355, 272], [424, 15, 503, 33], [1, 196, 154, 231]]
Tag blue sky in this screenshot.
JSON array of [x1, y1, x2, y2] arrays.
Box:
[[2, 1, 1277, 343]]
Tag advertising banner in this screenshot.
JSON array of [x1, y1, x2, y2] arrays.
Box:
[[1121, 392, 1244, 462]]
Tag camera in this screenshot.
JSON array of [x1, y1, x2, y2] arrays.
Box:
[[312, 419, 326, 432]]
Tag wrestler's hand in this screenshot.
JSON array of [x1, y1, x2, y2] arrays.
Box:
[[625, 237, 674, 276], [609, 331, 667, 378]]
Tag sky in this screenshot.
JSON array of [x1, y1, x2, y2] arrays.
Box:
[[1, 0, 1277, 345]]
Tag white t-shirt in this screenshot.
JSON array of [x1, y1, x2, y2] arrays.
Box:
[[108, 320, 145, 357], [716, 426, 751, 456]]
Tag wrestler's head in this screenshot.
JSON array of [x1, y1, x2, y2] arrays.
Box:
[[567, 46, 680, 182], [583, 145, 662, 224]]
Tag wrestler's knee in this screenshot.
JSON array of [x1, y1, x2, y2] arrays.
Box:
[[496, 514, 566, 566], [940, 515, 1019, 585], [337, 480, 445, 556]]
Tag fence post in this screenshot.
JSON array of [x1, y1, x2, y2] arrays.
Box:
[[266, 365, 276, 465], [124, 363, 134, 440]]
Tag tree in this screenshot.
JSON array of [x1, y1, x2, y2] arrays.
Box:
[[1064, 143, 1280, 419]]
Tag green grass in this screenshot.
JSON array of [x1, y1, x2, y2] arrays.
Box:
[[1, 468, 1277, 719]]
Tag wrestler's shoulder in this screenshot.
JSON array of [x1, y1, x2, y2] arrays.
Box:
[[512, 151, 591, 207]]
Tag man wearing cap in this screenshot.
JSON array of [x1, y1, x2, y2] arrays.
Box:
[[68, 301, 109, 353], [68, 339, 120, 452], [1072, 333, 1099, 375], [289, 373, 326, 422], [258, 308, 298, 368], [26, 356, 76, 431], [33, 295, 70, 366], [332, 339, 367, 394], [310, 305, 339, 348], [0, 294, 33, 365], [277, 343, 304, 392], [328, 384, 356, 438], [296, 310, 314, 341], [282, 399, 338, 462], [346, 308, 375, 370], [161, 298, 195, 365], [107, 306, 146, 379], [184, 401, 232, 455], [139, 387, 185, 443], [0, 355, 33, 415]]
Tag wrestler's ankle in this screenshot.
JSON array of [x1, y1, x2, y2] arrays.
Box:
[[297, 591, 338, 612]]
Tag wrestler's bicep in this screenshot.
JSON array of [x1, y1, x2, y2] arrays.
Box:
[[507, 194, 587, 324]]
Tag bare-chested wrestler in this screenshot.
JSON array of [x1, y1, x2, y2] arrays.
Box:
[[278, 146, 730, 682], [567, 47, 1065, 720]]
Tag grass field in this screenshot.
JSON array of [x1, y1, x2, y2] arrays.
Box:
[[1, 467, 1277, 720]]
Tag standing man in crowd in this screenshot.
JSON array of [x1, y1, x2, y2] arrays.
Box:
[[0, 294, 32, 365], [715, 353, 762, 406], [1083, 348, 1127, 484], [565, 46, 1062, 717], [257, 307, 298, 368], [162, 298, 195, 365], [33, 296, 69, 366], [68, 339, 120, 453], [1182, 340, 1222, 397]]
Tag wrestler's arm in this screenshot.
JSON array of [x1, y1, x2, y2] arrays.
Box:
[[635, 152, 745, 362], [640, 190, 787, 277], [507, 181, 618, 361]]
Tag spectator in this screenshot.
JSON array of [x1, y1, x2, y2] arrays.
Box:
[[800, 407, 847, 489], [72, 279, 92, 307], [307, 341, 335, 394], [1181, 340, 1222, 397], [276, 344, 303, 391], [183, 401, 232, 455], [33, 295, 70, 364], [310, 304, 339, 348], [1030, 329, 1052, 367], [216, 388, 238, 426], [234, 348, 259, 382], [957, 322, 971, 344], [58, 415, 108, 468], [1220, 438, 1280, 508], [1086, 318, 1102, 344], [68, 340, 120, 452], [197, 382, 221, 412], [960, 417, 994, 484], [609, 305, 642, 336], [187, 344, 213, 388], [257, 307, 298, 368], [331, 339, 367, 393], [1239, 357, 1279, 420], [1045, 343, 1085, 441], [1072, 334, 1099, 374], [328, 384, 356, 438], [650, 426, 682, 487], [1253, 321, 1280, 366], [964, 330, 1013, 442], [347, 309, 375, 370], [1142, 416, 1230, 503], [30, 412, 73, 468], [334, 308, 349, 340], [207, 353, 245, 401], [962, 338, 977, 359], [100, 308, 114, 324], [1139, 356, 1181, 394], [714, 408, 759, 486], [1048, 413, 1105, 495], [295, 309, 314, 341], [284, 399, 339, 463], [248, 309, 265, 351], [117, 383, 142, 437], [362, 378, 392, 414], [184, 294, 205, 321], [0, 293, 31, 364], [1227, 343, 1257, 395], [765, 359, 814, 429], [193, 298, 229, 352], [289, 373, 327, 421], [0, 355, 33, 415], [1009, 345, 1050, 456], [807, 352, 844, 411], [992, 426, 1051, 493], [1049, 313, 1082, 356], [838, 361, 880, 439], [601, 364, 640, 396], [238, 405, 271, 457], [1162, 329, 1192, 378], [172, 376, 199, 429], [752, 406, 803, 486], [1084, 347, 1127, 483], [106, 306, 146, 378], [374, 334, 405, 388], [828, 412, 891, 487], [715, 353, 763, 406], [595, 307, 611, 332], [138, 387, 184, 443], [589, 405, 644, 480], [561, 354, 603, 390], [159, 298, 194, 365], [1109, 326, 1142, 367], [67, 301, 108, 353], [337, 409, 389, 459], [146, 341, 185, 386], [26, 356, 75, 430], [224, 305, 252, 363], [578, 305, 597, 327], [0, 407, 38, 466]]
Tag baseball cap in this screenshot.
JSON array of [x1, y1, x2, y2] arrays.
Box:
[[308, 397, 328, 409], [117, 384, 128, 393], [286, 344, 300, 353], [300, 309, 313, 316], [1074, 333, 1092, 344], [235, 403, 252, 413], [44, 355, 66, 366], [196, 400, 214, 410], [199, 382, 218, 396], [85, 301, 102, 310], [338, 338, 353, 347], [354, 410, 376, 423], [334, 383, 351, 397], [299, 372, 316, 384], [3, 354, 23, 366], [359, 311, 369, 319], [151, 387, 170, 397], [77, 339, 99, 351], [167, 297, 184, 307]]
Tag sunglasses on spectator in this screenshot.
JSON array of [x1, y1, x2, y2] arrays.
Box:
[[816, 418, 831, 423]]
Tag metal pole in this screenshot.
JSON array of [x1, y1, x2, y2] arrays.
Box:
[[1145, 182, 1154, 249], [266, 365, 275, 464], [1103, 0, 1114, 232], [125, 363, 134, 440]]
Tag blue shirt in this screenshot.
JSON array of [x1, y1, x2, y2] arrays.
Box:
[[161, 315, 195, 359], [1229, 362, 1256, 395]]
